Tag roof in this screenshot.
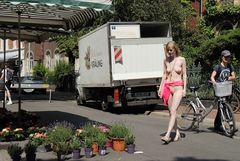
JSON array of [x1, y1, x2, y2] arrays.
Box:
[[0, 0, 111, 42]]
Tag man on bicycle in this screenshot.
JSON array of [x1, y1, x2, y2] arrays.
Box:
[[210, 50, 236, 132]]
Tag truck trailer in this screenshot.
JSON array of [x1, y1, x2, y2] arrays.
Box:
[[75, 22, 172, 111]]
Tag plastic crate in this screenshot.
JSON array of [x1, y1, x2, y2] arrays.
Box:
[[214, 81, 232, 97]]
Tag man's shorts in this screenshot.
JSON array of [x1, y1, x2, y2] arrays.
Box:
[[5, 80, 11, 90]]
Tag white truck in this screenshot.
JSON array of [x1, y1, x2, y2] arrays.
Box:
[[75, 22, 172, 111]]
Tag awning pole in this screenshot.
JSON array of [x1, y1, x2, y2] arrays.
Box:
[[3, 30, 6, 110], [17, 10, 22, 112]]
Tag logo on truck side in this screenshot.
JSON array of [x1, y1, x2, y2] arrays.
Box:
[[84, 46, 103, 70], [84, 46, 91, 70]]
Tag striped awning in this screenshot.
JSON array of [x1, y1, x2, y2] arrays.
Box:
[[0, 0, 111, 42]]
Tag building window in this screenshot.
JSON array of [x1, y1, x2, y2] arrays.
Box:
[[27, 52, 34, 75], [45, 50, 51, 68], [55, 49, 60, 64], [8, 40, 13, 50]]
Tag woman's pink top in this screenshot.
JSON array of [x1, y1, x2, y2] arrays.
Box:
[[160, 80, 184, 106]]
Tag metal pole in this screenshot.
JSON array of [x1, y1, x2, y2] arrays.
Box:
[[17, 11, 22, 112], [3, 30, 6, 110], [200, 0, 203, 17]]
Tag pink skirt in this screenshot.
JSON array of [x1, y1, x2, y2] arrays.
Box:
[[160, 80, 184, 106]]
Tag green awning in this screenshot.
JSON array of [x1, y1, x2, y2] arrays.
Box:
[[5, 0, 112, 10], [0, 0, 111, 42]]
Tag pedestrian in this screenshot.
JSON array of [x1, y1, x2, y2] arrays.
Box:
[[0, 64, 14, 105], [158, 41, 187, 144], [210, 50, 236, 132]]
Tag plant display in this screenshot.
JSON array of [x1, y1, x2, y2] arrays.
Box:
[[0, 127, 26, 141], [79, 123, 101, 140], [27, 126, 47, 135], [96, 132, 107, 148], [125, 134, 135, 145], [97, 125, 110, 133], [13, 128, 25, 141], [47, 121, 74, 145], [108, 123, 130, 139], [70, 136, 81, 150], [29, 132, 48, 146], [58, 141, 70, 153], [84, 137, 93, 148], [8, 144, 23, 159], [24, 141, 37, 154]]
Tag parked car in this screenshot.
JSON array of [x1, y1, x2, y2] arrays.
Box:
[[11, 76, 49, 94]]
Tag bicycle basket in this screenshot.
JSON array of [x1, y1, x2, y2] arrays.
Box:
[[214, 81, 232, 97]]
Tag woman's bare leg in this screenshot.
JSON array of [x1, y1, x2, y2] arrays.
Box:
[[164, 89, 183, 139]]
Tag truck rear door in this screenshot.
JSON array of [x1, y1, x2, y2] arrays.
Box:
[[109, 23, 172, 83]]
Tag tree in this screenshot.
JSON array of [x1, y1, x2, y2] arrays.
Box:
[[111, 0, 192, 39]]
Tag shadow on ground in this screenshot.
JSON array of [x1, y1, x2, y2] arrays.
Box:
[[84, 102, 163, 115], [10, 91, 75, 101], [173, 157, 229, 161], [35, 110, 104, 127]]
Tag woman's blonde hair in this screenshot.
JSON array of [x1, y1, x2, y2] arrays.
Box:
[[165, 41, 181, 56]]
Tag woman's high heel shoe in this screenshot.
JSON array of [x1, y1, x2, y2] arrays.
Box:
[[161, 136, 171, 144]]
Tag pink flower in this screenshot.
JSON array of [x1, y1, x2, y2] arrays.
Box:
[[97, 125, 110, 133], [34, 132, 48, 139]]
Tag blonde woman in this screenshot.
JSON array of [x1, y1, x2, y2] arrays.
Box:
[[158, 41, 187, 144]]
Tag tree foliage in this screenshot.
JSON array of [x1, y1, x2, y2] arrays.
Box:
[[181, 0, 240, 74], [197, 28, 240, 65], [33, 63, 49, 78], [54, 61, 75, 90], [205, 0, 240, 26], [54, 0, 194, 64], [111, 0, 192, 39]]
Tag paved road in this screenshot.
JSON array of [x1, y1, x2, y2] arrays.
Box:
[[0, 92, 240, 161]]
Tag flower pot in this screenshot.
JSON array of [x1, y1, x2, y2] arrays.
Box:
[[57, 151, 65, 161], [84, 147, 93, 158], [92, 142, 98, 154], [72, 149, 81, 159], [112, 138, 125, 152], [105, 138, 112, 148], [98, 147, 106, 156], [126, 144, 135, 154], [26, 153, 36, 161]]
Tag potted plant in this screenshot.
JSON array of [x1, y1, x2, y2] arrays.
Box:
[[70, 136, 81, 159], [24, 141, 37, 161], [46, 121, 74, 152], [57, 141, 69, 161], [30, 132, 49, 152], [80, 123, 101, 154], [84, 137, 93, 158], [8, 144, 23, 161], [125, 134, 135, 154], [96, 132, 107, 156], [108, 123, 130, 152]]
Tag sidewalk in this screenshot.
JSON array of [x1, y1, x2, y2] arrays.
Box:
[[151, 105, 240, 125]]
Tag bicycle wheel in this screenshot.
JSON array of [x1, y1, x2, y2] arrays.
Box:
[[177, 100, 196, 131], [230, 93, 240, 113], [220, 103, 236, 137]]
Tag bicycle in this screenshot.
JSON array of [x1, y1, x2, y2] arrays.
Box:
[[229, 79, 240, 113], [177, 81, 236, 137]]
